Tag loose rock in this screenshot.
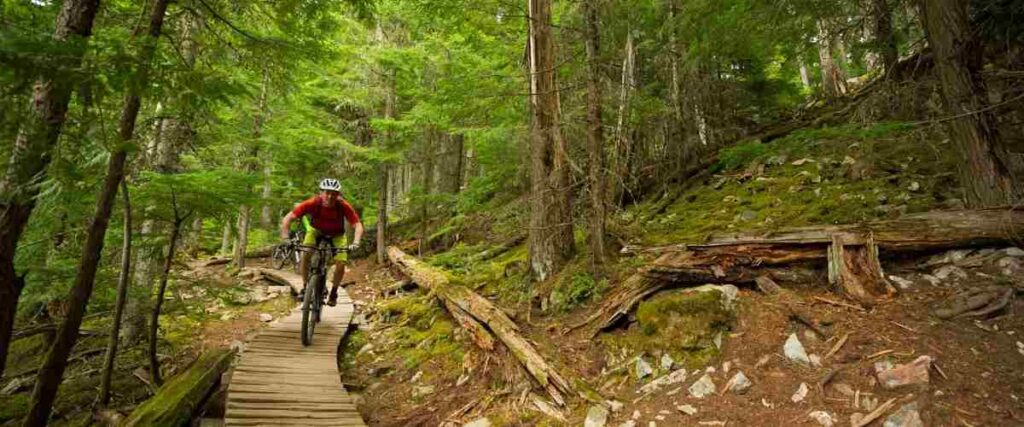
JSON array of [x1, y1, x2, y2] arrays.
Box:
[[660, 354, 675, 371], [808, 410, 835, 427], [725, 371, 752, 394], [638, 368, 688, 394], [606, 400, 624, 413], [585, 405, 609, 427], [784, 333, 811, 365], [258, 313, 273, 322], [688, 374, 717, 398], [635, 357, 654, 380], [876, 356, 931, 389], [883, 402, 923, 427], [791, 382, 809, 403], [463, 418, 492, 427], [412, 385, 435, 398], [677, 404, 698, 416]]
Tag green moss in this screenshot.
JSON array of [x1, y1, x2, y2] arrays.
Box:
[[550, 272, 608, 312], [373, 295, 464, 373], [608, 288, 735, 369], [0, 393, 29, 423], [624, 123, 957, 245]]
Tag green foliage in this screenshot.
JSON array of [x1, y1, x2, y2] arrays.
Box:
[[550, 272, 608, 312]]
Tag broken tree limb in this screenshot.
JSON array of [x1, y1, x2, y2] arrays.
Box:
[[387, 246, 572, 406], [583, 208, 1024, 336]]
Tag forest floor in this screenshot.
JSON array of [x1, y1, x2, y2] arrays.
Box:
[[341, 247, 1024, 427], [336, 123, 1024, 426]]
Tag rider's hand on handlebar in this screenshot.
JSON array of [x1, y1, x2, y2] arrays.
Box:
[[345, 243, 360, 252]]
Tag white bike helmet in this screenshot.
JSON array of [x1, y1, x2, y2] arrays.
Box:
[[319, 178, 342, 192]]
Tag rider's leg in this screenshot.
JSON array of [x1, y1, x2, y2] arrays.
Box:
[[327, 235, 348, 306], [298, 230, 319, 297]]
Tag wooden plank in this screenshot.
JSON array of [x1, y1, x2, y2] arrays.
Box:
[[226, 286, 364, 426]]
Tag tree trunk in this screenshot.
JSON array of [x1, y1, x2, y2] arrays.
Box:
[[799, 57, 812, 90], [872, 0, 899, 75], [527, 0, 574, 281], [817, 20, 848, 97], [220, 221, 232, 255], [122, 349, 233, 427], [917, 0, 1023, 206], [99, 180, 132, 406], [0, 0, 101, 380], [234, 69, 269, 268], [25, 1, 170, 422], [377, 164, 388, 264], [418, 128, 434, 256], [612, 31, 635, 205], [260, 157, 272, 229], [582, 0, 606, 272], [149, 210, 185, 386]]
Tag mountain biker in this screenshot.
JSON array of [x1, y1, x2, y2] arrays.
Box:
[[279, 178, 363, 306]]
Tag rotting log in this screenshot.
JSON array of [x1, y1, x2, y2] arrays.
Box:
[[122, 348, 234, 427], [469, 235, 526, 263], [386, 246, 572, 406], [584, 208, 1024, 336]]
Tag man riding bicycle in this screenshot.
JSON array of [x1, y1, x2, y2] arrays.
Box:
[[279, 178, 364, 306]]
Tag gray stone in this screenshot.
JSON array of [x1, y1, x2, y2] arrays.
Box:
[[1006, 247, 1024, 257], [808, 411, 835, 427], [726, 371, 752, 394], [791, 382, 809, 403], [463, 418, 492, 427], [888, 275, 915, 290], [933, 265, 967, 281], [688, 374, 716, 398], [258, 313, 273, 322], [660, 353, 675, 371], [585, 405, 609, 427], [617, 422, 637, 427], [676, 404, 698, 416], [638, 368, 687, 394], [606, 400, 624, 413], [412, 385, 435, 398], [635, 357, 654, 380], [784, 333, 811, 365], [883, 402, 923, 427], [877, 356, 931, 389], [738, 210, 757, 222]]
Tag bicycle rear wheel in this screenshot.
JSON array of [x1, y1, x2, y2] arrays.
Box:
[[301, 275, 319, 346]]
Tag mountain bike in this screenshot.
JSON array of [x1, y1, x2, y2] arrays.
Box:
[[296, 237, 345, 346], [271, 231, 304, 272]]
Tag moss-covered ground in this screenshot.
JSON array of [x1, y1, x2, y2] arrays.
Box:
[[619, 123, 958, 245]]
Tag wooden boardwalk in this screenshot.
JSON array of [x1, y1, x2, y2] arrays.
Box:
[[225, 269, 365, 426]]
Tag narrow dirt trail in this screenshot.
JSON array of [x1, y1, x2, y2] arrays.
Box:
[[224, 268, 366, 426]]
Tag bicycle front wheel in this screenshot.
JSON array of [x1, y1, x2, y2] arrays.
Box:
[[271, 245, 287, 270], [301, 276, 320, 346]]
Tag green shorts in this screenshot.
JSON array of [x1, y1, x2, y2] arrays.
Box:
[[302, 228, 348, 262]]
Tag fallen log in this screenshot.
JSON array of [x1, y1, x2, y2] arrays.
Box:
[[387, 246, 572, 406], [122, 348, 234, 427], [469, 235, 526, 263], [583, 208, 1023, 336]]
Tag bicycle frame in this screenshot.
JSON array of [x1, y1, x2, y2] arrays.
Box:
[[295, 238, 344, 346]]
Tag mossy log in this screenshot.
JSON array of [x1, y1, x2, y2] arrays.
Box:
[[468, 235, 526, 263], [582, 208, 1023, 336], [386, 246, 572, 406], [121, 348, 234, 427]]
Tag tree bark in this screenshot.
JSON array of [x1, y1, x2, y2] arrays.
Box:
[[917, 0, 1023, 206], [99, 180, 132, 406], [220, 221, 232, 255], [418, 128, 435, 256], [527, 0, 574, 281], [234, 69, 269, 268], [582, 0, 606, 272], [377, 164, 388, 264], [817, 20, 848, 97], [25, 1, 170, 422], [612, 31, 635, 205], [872, 0, 899, 75], [799, 57, 812, 90], [260, 156, 272, 229], [387, 247, 572, 405], [149, 207, 186, 386], [0, 0, 101, 380]]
